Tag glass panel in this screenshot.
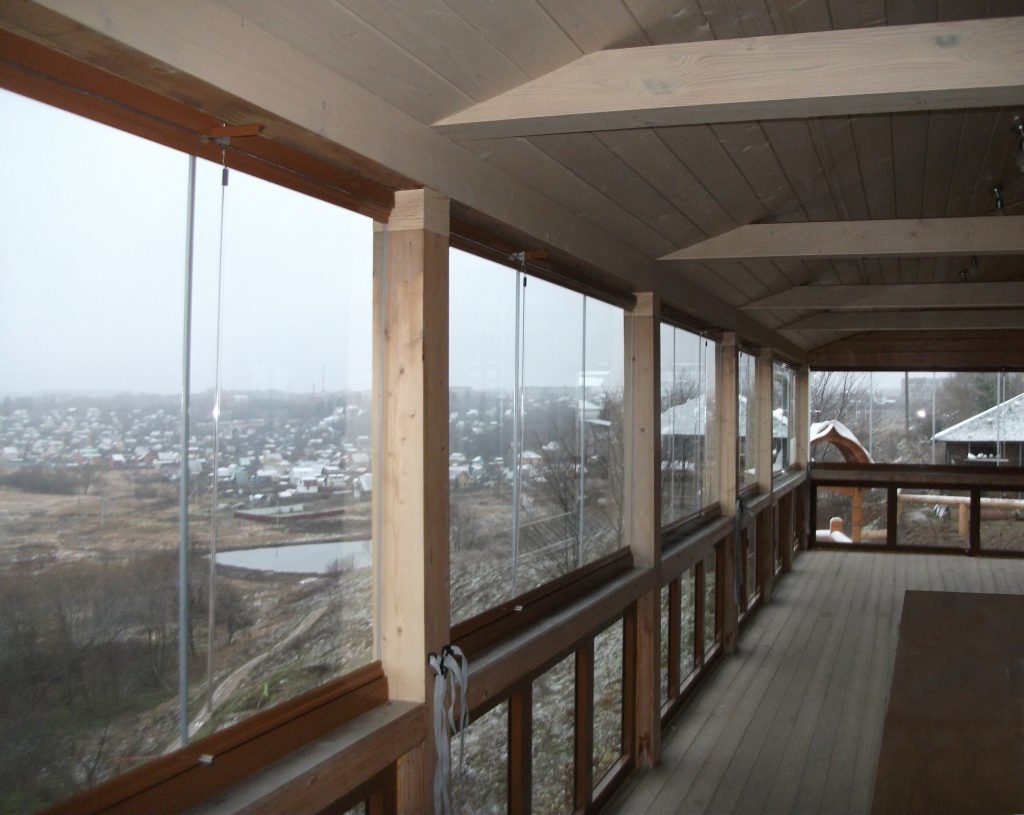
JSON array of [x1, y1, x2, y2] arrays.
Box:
[[518, 279, 583, 592], [593, 621, 624, 785], [449, 254, 626, 622], [660, 326, 716, 525], [581, 298, 625, 564], [772, 362, 795, 474], [0, 89, 188, 806], [703, 553, 717, 655], [680, 569, 696, 681], [810, 370, 1024, 466], [448, 249, 517, 624], [816, 487, 886, 545], [189, 161, 374, 737], [738, 351, 758, 490], [461, 701, 508, 814], [979, 491, 1024, 553], [898, 489, 969, 549], [532, 654, 575, 815]]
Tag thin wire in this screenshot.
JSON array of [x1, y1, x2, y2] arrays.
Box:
[[206, 152, 228, 717], [577, 297, 586, 569], [178, 155, 197, 747], [511, 264, 523, 596]]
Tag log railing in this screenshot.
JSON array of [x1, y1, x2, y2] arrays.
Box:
[[809, 464, 1024, 557]]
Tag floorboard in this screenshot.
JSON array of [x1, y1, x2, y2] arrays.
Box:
[[604, 551, 1024, 815]]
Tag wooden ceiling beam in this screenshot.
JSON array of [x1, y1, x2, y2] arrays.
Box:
[[660, 217, 1024, 262], [743, 281, 1024, 311], [808, 330, 1024, 370], [781, 309, 1024, 332], [434, 17, 1024, 139]]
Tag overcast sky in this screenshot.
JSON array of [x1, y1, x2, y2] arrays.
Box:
[[1, 88, 627, 399]]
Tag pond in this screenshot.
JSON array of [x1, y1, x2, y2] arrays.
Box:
[[215, 540, 371, 574]]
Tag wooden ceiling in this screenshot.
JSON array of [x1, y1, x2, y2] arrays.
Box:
[[4, 0, 1024, 360], [210, 0, 1024, 352]]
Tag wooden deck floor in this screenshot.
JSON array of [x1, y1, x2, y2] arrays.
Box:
[[605, 549, 1024, 815]]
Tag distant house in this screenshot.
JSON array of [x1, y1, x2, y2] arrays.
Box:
[[933, 392, 1024, 466]]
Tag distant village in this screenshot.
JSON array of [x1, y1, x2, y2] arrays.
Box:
[[0, 392, 375, 510]]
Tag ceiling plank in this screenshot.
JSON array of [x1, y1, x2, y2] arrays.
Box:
[[744, 281, 1024, 310], [808, 330, 1024, 370], [434, 16, 1024, 138], [780, 309, 1024, 331], [659, 216, 1024, 261]]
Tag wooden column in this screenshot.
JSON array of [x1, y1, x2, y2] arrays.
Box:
[[778, 492, 794, 573], [715, 333, 739, 653], [623, 292, 661, 767], [374, 188, 450, 813], [754, 349, 775, 602], [794, 365, 811, 553]]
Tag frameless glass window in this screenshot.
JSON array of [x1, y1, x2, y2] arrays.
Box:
[[738, 351, 759, 491], [189, 161, 374, 738], [810, 370, 1024, 466], [0, 89, 188, 806], [773, 362, 796, 474], [0, 88, 376, 809], [660, 324, 717, 525], [449, 250, 625, 624]]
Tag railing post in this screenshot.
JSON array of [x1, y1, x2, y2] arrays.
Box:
[[623, 292, 661, 767], [757, 508, 774, 602], [716, 333, 740, 653], [969, 489, 981, 555], [509, 687, 533, 815], [374, 188, 450, 814], [886, 486, 899, 549], [574, 641, 595, 809]]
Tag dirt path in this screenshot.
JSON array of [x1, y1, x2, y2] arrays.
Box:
[[170, 603, 329, 745]]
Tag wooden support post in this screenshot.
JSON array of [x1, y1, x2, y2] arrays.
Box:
[[374, 188, 450, 814], [509, 688, 533, 815], [779, 492, 794, 573], [574, 641, 595, 809], [716, 333, 740, 653], [886, 486, 899, 549], [623, 292, 661, 767]]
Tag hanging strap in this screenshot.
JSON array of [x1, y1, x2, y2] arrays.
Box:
[[429, 645, 471, 815]]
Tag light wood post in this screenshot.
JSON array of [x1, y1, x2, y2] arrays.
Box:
[[716, 333, 739, 653], [794, 365, 811, 553], [374, 188, 450, 814], [623, 292, 661, 768], [754, 349, 775, 602]]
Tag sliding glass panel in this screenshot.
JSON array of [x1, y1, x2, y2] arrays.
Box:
[[0, 89, 188, 806], [448, 250, 517, 624], [773, 362, 796, 474], [680, 568, 697, 682], [703, 552, 718, 656], [661, 325, 717, 525], [189, 161, 374, 737], [738, 351, 758, 491], [449, 252, 626, 622]]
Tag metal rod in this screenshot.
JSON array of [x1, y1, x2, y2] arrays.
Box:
[[577, 297, 586, 568], [178, 155, 197, 747], [206, 162, 229, 716], [511, 265, 524, 595]]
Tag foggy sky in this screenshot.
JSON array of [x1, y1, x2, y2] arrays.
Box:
[[1, 88, 626, 400]]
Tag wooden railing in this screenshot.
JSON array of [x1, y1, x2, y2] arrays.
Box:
[[809, 463, 1024, 556]]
